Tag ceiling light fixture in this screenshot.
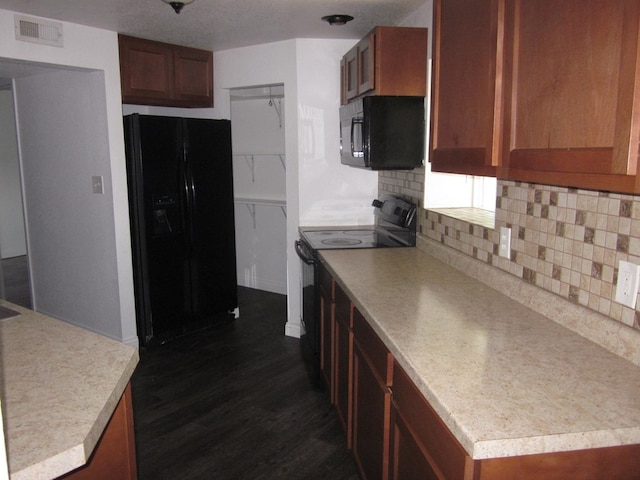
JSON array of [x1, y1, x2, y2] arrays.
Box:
[[321, 14, 354, 26], [162, 0, 195, 14]]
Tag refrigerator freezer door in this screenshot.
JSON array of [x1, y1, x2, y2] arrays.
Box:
[[126, 115, 187, 343]]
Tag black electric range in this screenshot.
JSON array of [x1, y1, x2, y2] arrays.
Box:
[[295, 194, 417, 386]]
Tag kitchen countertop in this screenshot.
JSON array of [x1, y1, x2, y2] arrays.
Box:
[[319, 238, 640, 460], [0, 301, 139, 480]]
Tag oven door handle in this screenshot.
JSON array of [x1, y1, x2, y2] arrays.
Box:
[[295, 240, 315, 265]]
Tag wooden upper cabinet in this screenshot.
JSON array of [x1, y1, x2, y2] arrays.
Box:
[[502, 0, 640, 193], [431, 0, 640, 194], [341, 26, 428, 104], [430, 0, 502, 176], [119, 35, 213, 108]]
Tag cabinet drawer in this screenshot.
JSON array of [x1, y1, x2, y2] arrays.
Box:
[[320, 263, 334, 301], [392, 362, 469, 480], [353, 309, 392, 386]]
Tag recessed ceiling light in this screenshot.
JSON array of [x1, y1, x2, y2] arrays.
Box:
[[321, 14, 354, 26]]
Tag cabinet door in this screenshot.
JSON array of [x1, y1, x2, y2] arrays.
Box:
[[391, 363, 472, 480], [358, 32, 375, 95], [391, 405, 438, 480], [173, 45, 213, 107], [334, 285, 353, 447], [352, 333, 392, 480], [374, 26, 428, 98], [119, 35, 174, 105], [430, 0, 502, 176], [345, 46, 359, 101], [502, 0, 640, 193]]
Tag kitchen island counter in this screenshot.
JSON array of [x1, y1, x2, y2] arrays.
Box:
[[319, 239, 640, 460], [0, 301, 139, 480]]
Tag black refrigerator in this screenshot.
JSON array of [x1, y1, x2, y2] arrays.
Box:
[[124, 114, 238, 346]]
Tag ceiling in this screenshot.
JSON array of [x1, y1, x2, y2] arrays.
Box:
[[0, 0, 425, 52]]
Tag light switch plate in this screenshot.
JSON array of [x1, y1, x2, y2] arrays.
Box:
[[615, 260, 640, 308], [92, 175, 104, 194]]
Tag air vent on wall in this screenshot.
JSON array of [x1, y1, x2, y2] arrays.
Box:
[[14, 14, 63, 47]]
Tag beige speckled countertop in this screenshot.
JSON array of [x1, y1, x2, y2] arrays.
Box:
[[0, 301, 139, 480], [319, 238, 640, 460]]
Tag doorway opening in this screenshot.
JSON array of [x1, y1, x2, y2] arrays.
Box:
[[230, 84, 287, 295], [0, 84, 30, 308]]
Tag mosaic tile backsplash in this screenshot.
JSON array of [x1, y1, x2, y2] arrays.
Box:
[[379, 169, 640, 332]]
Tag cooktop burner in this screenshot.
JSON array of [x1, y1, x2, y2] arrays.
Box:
[[321, 237, 363, 246], [302, 229, 377, 249]]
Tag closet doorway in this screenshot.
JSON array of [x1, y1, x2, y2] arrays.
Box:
[[231, 84, 286, 295], [0, 85, 30, 308]]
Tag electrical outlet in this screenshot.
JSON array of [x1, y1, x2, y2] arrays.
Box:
[[615, 260, 640, 308], [499, 227, 511, 259]]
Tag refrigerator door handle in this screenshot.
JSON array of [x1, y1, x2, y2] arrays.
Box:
[[183, 156, 197, 253]]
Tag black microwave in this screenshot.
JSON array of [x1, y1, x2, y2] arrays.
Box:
[[340, 96, 425, 170]]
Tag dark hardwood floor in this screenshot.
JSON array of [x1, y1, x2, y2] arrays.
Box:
[[131, 287, 359, 480], [1, 255, 31, 308]]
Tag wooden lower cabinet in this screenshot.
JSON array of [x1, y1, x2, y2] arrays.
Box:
[[320, 268, 640, 479], [391, 409, 438, 480], [334, 283, 353, 447], [474, 444, 640, 480], [392, 361, 640, 480], [391, 363, 472, 480], [352, 309, 393, 480], [59, 382, 137, 480]]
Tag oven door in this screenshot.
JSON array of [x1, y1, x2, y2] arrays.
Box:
[[295, 238, 322, 387]]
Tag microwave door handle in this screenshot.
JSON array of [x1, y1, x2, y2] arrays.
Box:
[[351, 117, 364, 157], [350, 117, 356, 156]]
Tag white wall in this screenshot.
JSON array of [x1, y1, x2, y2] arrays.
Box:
[[232, 96, 287, 294], [215, 40, 301, 335], [14, 69, 126, 339], [295, 39, 379, 226], [0, 89, 26, 259], [215, 38, 378, 337], [0, 9, 137, 345]]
